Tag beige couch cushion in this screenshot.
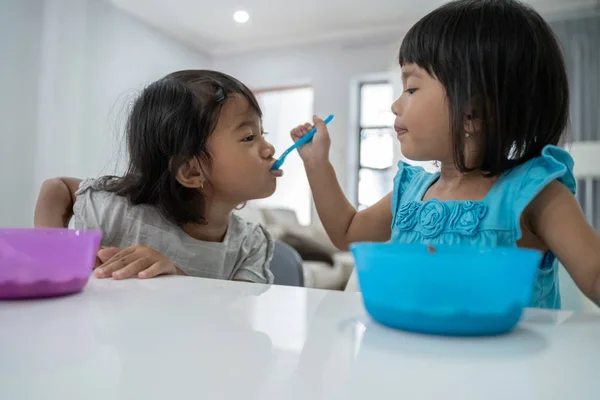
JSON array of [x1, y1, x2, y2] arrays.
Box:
[[344, 269, 360, 292], [237, 206, 355, 290]]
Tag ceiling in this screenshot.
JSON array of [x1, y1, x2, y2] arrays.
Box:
[[107, 0, 599, 56]]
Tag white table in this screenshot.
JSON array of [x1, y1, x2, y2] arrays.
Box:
[[1, 276, 598, 400]]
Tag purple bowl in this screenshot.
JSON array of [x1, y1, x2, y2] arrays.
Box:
[[0, 228, 102, 299]]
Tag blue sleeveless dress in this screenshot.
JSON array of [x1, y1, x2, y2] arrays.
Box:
[[390, 145, 576, 309]]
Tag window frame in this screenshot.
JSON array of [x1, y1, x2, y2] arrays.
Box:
[[356, 80, 395, 209]]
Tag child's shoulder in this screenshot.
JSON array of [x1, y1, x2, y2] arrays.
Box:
[[500, 145, 576, 196], [76, 177, 104, 192], [229, 213, 273, 246], [75, 177, 122, 210], [393, 160, 437, 203], [75, 177, 158, 219], [488, 145, 576, 240], [76, 176, 118, 194], [395, 160, 433, 178], [73, 177, 170, 244]]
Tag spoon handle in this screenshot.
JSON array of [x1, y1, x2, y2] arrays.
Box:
[[271, 114, 334, 170]]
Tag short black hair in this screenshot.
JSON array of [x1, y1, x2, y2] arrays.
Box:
[[100, 70, 262, 225], [399, 0, 569, 176]]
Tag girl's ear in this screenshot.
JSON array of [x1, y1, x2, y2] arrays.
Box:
[[464, 110, 482, 137], [463, 97, 483, 137], [175, 157, 206, 189]]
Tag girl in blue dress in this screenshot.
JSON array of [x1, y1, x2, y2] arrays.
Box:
[[288, 0, 600, 308]]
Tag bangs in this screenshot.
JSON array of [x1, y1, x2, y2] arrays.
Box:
[[235, 84, 262, 119], [217, 77, 263, 120], [398, 0, 485, 80], [169, 70, 263, 137], [398, 9, 448, 77], [166, 69, 262, 119]]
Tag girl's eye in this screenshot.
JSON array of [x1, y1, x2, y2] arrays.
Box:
[[242, 132, 267, 142], [405, 88, 417, 95]]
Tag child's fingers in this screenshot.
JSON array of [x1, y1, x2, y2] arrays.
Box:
[[112, 258, 151, 280], [312, 115, 328, 135], [97, 247, 120, 264], [95, 261, 121, 278], [95, 253, 138, 278], [290, 125, 306, 140], [138, 261, 171, 279], [102, 246, 136, 266], [291, 123, 316, 140], [94, 246, 107, 269]]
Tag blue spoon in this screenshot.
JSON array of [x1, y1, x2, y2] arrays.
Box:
[[271, 114, 334, 170]]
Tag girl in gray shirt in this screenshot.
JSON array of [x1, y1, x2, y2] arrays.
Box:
[[34, 70, 283, 284]]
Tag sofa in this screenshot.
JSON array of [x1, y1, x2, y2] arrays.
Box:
[[235, 205, 355, 290]]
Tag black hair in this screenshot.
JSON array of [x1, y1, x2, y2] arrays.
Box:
[[100, 70, 262, 225], [399, 0, 569, 176]]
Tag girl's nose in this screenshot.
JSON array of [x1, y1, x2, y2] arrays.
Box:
[[261, 140, 275, 159], [391, 96, 403, 116]]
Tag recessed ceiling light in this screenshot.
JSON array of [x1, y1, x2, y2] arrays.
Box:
[[233, 10, 249, 24]]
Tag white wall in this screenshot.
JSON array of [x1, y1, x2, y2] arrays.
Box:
[[212, 41, 401, 208], [0, 0, 45, 228], [35, 0, 211, 191], [0, 0, 210, 227]]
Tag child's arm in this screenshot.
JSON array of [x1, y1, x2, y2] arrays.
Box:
[[528, 180, 600, 306], [34, 177, 108, 268], [291, 116, 393, 250], [34, 178, 82, 228], [305, 161, 392, 250], [94, 244, 186, 279]]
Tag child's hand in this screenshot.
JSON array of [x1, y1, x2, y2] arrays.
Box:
[[94, 246, 120, 268], [290, 115, 331, 168], [94, 244, 183, 279]]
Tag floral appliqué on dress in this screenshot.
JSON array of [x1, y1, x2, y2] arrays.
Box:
[[394, 199, 487, 238]]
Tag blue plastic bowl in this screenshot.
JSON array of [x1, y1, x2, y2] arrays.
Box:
[[350, 242, 542, 336]]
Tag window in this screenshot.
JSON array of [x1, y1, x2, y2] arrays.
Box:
[[357, 82, 396, 209], [254, 86, 314, 225]]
